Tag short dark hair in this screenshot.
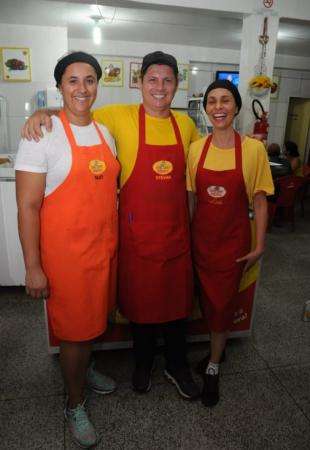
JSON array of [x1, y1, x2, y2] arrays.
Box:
[[267, 143, 281, 156], [141, 51, 178, 80], [284, 141, 300, 157], [54, 51, 102, 87], [203, 79, 242, 115]]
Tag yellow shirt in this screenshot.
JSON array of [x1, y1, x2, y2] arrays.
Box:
[[93, 104, 200, 187], [186, 135, 274, 205]]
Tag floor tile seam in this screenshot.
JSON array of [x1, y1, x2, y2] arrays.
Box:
[[0, 392, 65, 403], [251, 341, 310, 368], [267, 365, 310, 424], [63, 407, 67, 450], [251, 342, 310, 422]]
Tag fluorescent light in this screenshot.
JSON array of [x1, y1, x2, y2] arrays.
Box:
[[93, 24, 102, 45], [90, 4, 99, 14]]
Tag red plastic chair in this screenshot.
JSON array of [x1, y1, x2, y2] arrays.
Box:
[[274, 175, 305, 230], [300, 165, 310, 216]]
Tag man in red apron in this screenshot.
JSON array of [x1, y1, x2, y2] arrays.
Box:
[[117, 52, 199, 399]]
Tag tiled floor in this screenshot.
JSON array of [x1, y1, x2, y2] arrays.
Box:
[[1, 202, 309, 449]]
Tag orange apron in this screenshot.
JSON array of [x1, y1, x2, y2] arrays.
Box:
[[41, 110, 120, 341]]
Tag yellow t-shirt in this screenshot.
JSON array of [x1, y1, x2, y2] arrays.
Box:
[[186, 135, 274, 205], [93, 104, 200, 187], [187, 135, 274, 291]]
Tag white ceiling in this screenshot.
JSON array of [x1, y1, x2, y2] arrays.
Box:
[[1, 0, 310, 57]]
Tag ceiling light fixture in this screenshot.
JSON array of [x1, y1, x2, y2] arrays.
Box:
[[91, 2, 116, 24], [91, 16, 102, 45]]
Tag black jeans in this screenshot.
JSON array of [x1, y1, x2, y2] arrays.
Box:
[[130, 319, 188, 370]]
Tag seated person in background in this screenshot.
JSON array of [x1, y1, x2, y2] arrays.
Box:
[[267, 143, 292, 178], [284, 140, 302, 176]]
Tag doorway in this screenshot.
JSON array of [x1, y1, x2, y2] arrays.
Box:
[[285, 97, 310, 164]]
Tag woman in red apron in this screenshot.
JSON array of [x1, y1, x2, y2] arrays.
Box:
[[16, 52, 119, 448], [190, 80, 271, 407]]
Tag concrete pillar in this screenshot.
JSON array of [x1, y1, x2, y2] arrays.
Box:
[[237, 11, 279, 135]]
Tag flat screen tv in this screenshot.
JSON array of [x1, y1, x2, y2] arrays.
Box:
[[216, 71, 239, 87]]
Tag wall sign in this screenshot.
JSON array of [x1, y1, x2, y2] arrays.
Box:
[[178, 63, 189, 90], [1, 47, 31, 82], [101, 59, 124, 87], [129, 62, 142, 89]]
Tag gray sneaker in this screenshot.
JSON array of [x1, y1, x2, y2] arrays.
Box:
[[86, 361, 116, 395], [64, 400, 98, 448]]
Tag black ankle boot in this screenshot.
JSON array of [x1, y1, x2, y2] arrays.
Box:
[[201, 372, 219, 407]]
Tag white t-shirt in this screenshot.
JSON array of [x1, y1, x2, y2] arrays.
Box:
[[15, 115, 117, 196]]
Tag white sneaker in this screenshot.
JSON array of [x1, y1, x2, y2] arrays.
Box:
[[64, 400, 98, 448], [86, 360, 116, 395]]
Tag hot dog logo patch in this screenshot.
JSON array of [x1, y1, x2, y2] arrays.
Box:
[[207, 185, 226, 198], [152, 160, 173, 180], [89, 159, 106, 175]]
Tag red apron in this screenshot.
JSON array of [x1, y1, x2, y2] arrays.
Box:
[[118, 105, 193, 323], [192, 131, 251, 332], [41, 110, 120, 341]]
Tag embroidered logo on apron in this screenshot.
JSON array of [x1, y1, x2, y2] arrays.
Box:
[[207, 185, 226, 205], [152, 160, 173, 180], [89, 159, 106, 176], [207, 185, 226, 198]]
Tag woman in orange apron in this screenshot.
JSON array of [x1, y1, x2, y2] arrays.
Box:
[[189, 80, 273, 407], [16, 52, 119, 448]]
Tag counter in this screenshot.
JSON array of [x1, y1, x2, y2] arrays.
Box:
[[0, 154, 25, 285]]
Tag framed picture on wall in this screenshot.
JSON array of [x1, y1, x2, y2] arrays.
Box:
[[101, 59, 124, 87], [178, 63, 189, 90], [1, 47, 31, 82], [129, 62, 142, 89], [270, 75, 280, 99]]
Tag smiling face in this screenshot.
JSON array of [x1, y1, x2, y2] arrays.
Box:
[[139, 64, 178, 117], [59, 62, 98, 125], [205, 88, 237, 130]]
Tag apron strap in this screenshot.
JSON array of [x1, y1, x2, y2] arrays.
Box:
[[138, 104, 183, 150], [234, 130, 242, 174], [59, 109, 103, 148], [197, 130, 242, 175], [93, 121, 108, 146], [197, 134, 213, 173]]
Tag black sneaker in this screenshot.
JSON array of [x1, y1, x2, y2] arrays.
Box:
[[164, 366, 201, 400], [132, 364, 154, 393], [195, 349, 226, 376], [201, 373, 219, 407]]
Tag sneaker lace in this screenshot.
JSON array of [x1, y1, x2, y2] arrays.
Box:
[[72, 405, 90, 432]]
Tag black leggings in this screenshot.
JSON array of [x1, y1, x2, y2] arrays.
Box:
[[130, 319, 188, 370]]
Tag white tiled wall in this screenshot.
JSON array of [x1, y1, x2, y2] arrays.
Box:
[[268, 69, 310, 148], [0, 24, 67, 153], [1, 23, 309, 154]]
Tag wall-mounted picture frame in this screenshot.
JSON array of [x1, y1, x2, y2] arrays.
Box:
[[178, 63, 189, 90], [129, 62, 142, 89], [101, 59, 124, 87], [1, 47, 31, 82], [270, 75, 280, 100]]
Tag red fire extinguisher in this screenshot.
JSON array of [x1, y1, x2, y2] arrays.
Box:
[[252, 99, 269, 142]]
